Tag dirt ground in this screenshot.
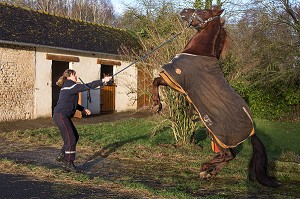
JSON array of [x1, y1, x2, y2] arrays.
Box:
[[0, 111, 153, 133], [0, 111, 156, 199]]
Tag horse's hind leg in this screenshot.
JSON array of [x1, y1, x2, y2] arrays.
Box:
[[209, 148, 234, 176], [200, 142, 225, 173], [152, 76, 168, 113], [200, 153, 224, 178], [200, 145, 235, 179]]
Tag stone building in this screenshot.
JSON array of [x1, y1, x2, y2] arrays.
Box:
[[0, 3, 147, 122]]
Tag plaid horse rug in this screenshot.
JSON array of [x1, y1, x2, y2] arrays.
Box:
[[160, 53, 254, 148]]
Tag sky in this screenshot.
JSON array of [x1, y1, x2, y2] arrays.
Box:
[[110, 0, 249, 20], [110, 0, 251, 17], [110, 0, 189, 15], [110, 0, 136, 15]]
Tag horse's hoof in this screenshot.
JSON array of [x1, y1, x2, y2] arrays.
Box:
[[200, 171, 212, 179]]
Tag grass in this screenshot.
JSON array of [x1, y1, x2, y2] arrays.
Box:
[[254, 119, 300, 160], [0, 116, 299, 198]]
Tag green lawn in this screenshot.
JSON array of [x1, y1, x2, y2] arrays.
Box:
[[254, 119, 300, 159], [0, 116, 299, 198]]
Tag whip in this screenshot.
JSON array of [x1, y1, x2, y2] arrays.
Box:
[[79, 27, 188, 90]]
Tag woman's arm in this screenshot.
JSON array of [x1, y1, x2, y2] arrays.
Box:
[[76, 104, 91, 115], [70, 77, 112, 94]]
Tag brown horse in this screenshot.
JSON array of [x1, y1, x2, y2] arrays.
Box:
[[152, 8, 280, 188]]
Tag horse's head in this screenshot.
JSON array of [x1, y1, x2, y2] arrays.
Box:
[[180, 7, 230, 59], [180, 7, 224, 29]]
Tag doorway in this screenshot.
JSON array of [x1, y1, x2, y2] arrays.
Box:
[[52, 61, 69, 114]]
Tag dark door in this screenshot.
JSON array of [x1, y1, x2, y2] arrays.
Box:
[[100, 64, 113, 79], [52, 61, 69, 115]]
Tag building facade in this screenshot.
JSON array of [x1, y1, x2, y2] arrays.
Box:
[[0, 3, 143, 121]]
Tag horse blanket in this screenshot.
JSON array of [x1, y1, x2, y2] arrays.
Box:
[[160, 53, 254, 148]]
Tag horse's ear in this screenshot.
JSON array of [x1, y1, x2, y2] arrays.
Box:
[[215, 9, 224, 16]]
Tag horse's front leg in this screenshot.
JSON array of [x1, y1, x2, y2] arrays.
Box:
[[152, 76, 168, 113]]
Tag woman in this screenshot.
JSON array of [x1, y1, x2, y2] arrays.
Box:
[[53, 69, 111, 172]]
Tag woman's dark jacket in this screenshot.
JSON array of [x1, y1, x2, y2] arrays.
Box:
[[53, 79, 103, 117]]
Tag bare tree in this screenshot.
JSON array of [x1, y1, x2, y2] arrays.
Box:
[[252, 0, 300, 37], [0, 0, 116, 25]]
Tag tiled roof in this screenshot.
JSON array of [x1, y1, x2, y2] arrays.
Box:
[[0, 3, 141, 55]]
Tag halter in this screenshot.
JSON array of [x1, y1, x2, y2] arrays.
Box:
[[188, 10, 220, 30]]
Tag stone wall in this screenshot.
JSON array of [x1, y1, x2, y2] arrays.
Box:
[[0, 45, 35, 121]]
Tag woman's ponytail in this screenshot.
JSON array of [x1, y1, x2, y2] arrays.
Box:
[[56, 69, 76, 87], [56, 76, 66, 87]]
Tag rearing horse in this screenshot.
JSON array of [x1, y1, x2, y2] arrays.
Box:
[[152, 8, 280, 188]]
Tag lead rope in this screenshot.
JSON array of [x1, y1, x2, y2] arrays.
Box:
[[79, 25, 189, 90]]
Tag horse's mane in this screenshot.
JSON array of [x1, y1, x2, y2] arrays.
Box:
[[220, 17, 231, 59], [214, 6, 231, 60], [220, 29, 231, 60]]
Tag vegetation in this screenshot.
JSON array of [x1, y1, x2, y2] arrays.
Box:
[[0, 0, 116, 25], [0, 117, 299, 198], [223, 0, 300, 120], [153, 88, 202, 145], [122, 0, 299, 144]]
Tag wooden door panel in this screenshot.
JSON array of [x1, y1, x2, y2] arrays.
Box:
[[137, 66, 152, 109], [101, 85, 116, 113]]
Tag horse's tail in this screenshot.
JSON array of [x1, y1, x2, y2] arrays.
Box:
[[249, 134, 281, 187]]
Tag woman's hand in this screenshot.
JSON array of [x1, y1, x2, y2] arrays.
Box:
[[102, 76, 112, 83], [84, 109, 91, 115]]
